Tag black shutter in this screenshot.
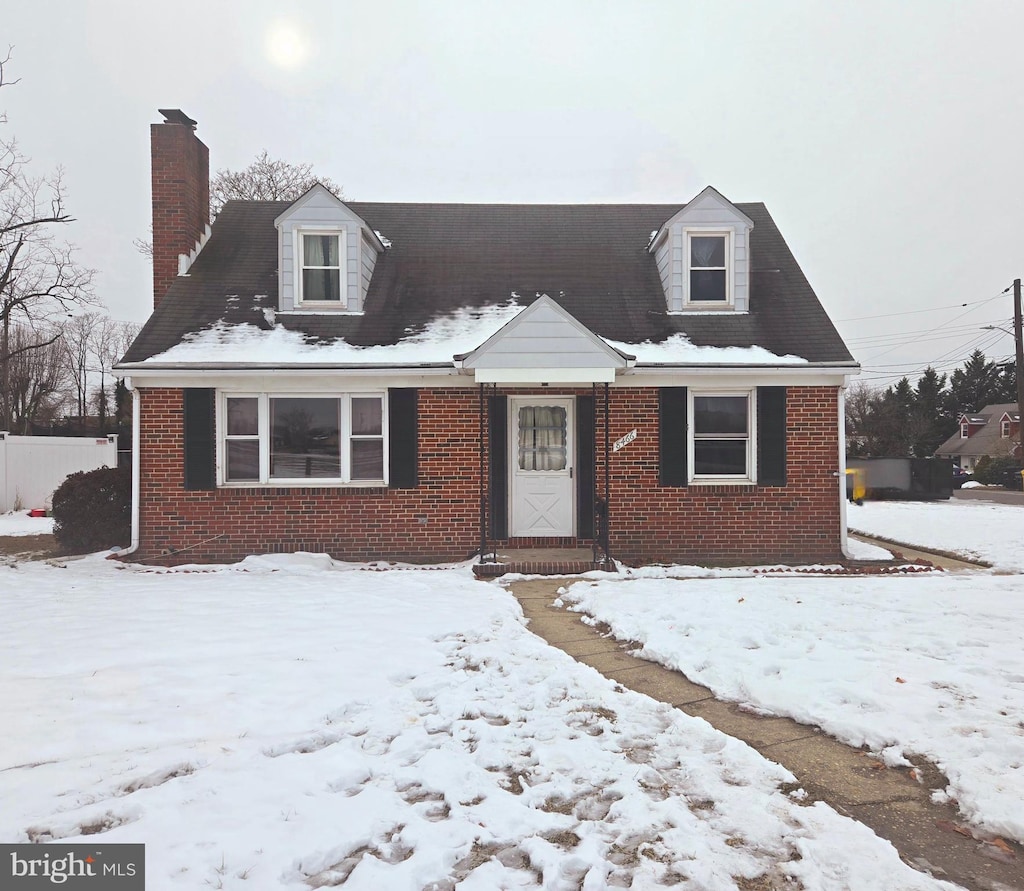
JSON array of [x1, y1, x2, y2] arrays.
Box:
[[488, 395, 508, 540], [183, 388, 216, 491], [757, 386, 787, 486], [388, 388, 419, 488], [576, 395, 595, 538], [659, 387, 688, 486]]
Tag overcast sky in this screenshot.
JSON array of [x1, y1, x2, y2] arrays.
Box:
[[4, 0, 1023, 389]]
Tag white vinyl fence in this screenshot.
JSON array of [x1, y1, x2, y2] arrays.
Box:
[[0, 433, 118, 512]]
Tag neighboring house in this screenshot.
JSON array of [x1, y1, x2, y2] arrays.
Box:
[[935, 403, 1021, 472], [115, 110, 859, 567]]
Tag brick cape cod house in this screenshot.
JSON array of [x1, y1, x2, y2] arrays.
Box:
[[115, 109, 860, 568]]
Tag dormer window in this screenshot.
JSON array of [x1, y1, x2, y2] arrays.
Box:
[[960, 422, 969, 438], [688, 233, 729, 304], [299, 231, 345, 304], [1001, 419, 1011, 438], [650, 187, 751, 313]]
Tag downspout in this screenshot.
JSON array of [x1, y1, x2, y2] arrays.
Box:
[[478, 382, 487, 563], [604, 382, 611, 564], [838, 380, 850, 559], [121, 379, 141, 556]]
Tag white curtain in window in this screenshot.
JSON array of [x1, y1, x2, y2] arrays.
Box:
[[519, 406, 567, 471], [691, 236, 723, 268], [304, 235, 338, 267]]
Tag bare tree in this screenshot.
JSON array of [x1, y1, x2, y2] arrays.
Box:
[[134, 150, 343, 257], [90, 317, 140, 433], [1, 49, 97, 429], [61, 312, 95, 423], [210, 150, 343, 217], [5, 321, 68, 432]]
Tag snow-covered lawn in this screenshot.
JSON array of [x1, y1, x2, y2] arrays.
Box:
[[0, 510, 54, 537], [0, 554, 954, 890], [848, 498, 1024, 572], [561, 499, 1024, 845]]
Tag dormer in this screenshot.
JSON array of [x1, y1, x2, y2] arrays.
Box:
[[274, 184, 387, 314], [959, 414, 986, 438], [649, 186, 754, 313], [999, 411, 1020, 439]]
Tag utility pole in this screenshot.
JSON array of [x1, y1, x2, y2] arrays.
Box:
[[1015, 279, 1024, 458]]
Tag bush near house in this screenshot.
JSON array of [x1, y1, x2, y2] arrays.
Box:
[[51, 466, 130, 554], [972, 456, 1021, 487]]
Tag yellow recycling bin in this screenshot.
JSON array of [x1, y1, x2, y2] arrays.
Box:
[[845, 468, 866, 504]]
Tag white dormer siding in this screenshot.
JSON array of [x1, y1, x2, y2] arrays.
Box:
[[651, 186, 753, 313], [275, 184, 384, 313], [459, 295, 631, 384]]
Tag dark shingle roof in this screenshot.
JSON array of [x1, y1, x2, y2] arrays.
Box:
[[935, 402, 1021, 458], [122, 201, 856, 365]]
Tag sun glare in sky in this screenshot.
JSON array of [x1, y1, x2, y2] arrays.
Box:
[[265, 20, 310, 71]]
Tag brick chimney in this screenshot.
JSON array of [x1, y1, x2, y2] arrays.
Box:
[[151, 109, 209, 309]]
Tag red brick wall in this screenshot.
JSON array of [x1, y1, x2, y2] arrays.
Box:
[[151, 118, 209, 309], [135, 385, 843, 566], [595, 386, 842, 565], [137, 387, 487, 564]]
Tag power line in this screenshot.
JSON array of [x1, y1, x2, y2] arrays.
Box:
[[835, 298, 995, 323], [855, 287, 1010, 364]]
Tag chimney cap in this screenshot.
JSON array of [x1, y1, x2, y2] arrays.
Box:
[[158, 109, 198, 129]]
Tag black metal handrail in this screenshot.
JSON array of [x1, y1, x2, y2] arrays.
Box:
[[593, 496, 610, 567]]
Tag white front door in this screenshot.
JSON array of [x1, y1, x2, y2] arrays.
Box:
[[510, 397, 574, 537]]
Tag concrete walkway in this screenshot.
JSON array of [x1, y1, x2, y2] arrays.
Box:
[[509, 578, 1024, 891]]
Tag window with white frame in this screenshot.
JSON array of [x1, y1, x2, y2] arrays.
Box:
[[687, 232, 729, 304], [222, 394, 384, 484], [960, 422, 969, 439], [1001, 419, 1011, 438], [690, 391, 754, 481], [298, 231, 344, 304]]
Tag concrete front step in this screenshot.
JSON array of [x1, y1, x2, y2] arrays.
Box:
[[474, 547, 613, 578]]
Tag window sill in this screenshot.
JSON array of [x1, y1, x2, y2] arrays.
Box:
[[678, 304, 736, 312], [688, 478, 756, 487], [220, 480, 386, 489], [282, 308, 364, 316]]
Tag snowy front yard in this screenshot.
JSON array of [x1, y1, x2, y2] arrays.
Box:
[[0, 552, 956, 890], [562, 500, 1024, 849]]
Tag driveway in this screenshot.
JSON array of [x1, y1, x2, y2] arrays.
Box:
[[954, 487, 1024, 506]]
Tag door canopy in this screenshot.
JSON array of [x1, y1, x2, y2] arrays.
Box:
[[456, 295, 633, 384]]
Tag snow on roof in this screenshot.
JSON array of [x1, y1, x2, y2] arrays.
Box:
[[606, 333, 806, 365], [142, 300, 809, 368]]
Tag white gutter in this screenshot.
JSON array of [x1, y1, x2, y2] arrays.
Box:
[[117, 361, 860, 379], [115, 364, 460, 378]]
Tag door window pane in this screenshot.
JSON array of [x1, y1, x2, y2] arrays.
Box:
[[270, 398, 341, 479], [518, 405, 567, 471]]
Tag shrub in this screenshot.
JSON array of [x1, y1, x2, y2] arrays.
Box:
[[972, 456, 993, 484], [51, 465, 131, 554], [973, 455, 1017, 486]]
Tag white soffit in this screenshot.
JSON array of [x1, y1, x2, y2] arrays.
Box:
[[474, 367, 617, 383]]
